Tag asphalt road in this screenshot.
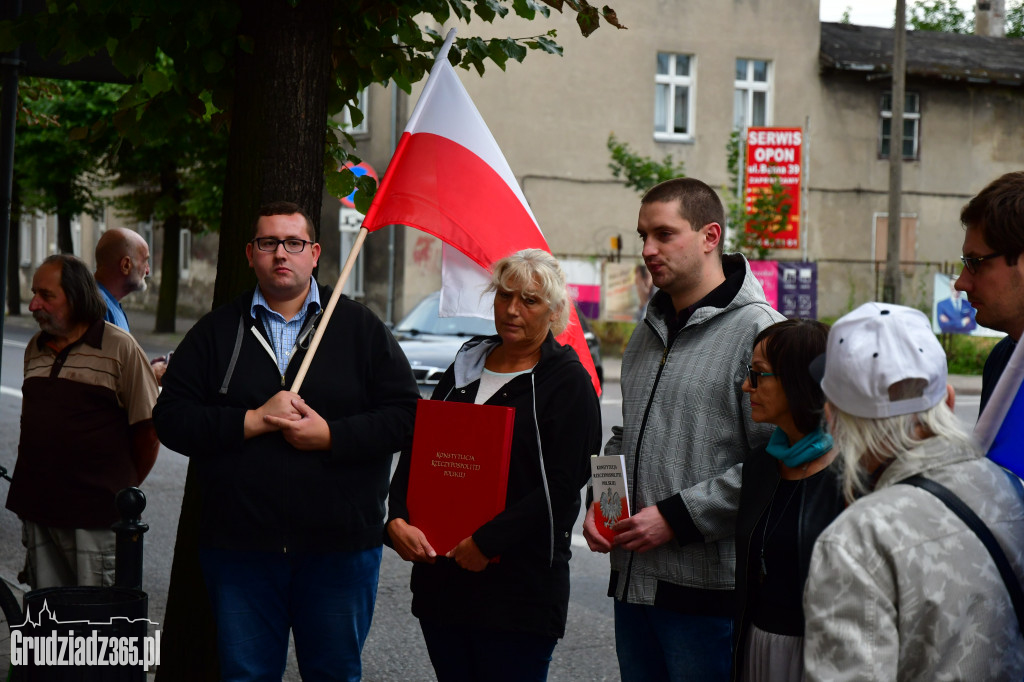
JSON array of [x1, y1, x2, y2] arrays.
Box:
[[0, 314, 984, 680]]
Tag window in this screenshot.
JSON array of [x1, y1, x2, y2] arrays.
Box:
[[342, 88, 369, 135], [71, 216, 82, 256], [179, 229, 192, 278], [34, 213, 48, 265], [734, 59, 771, 131], [339, 207, 365, 297], [19, 220, 31, 267], [879, 92, 920, 159], [654, 53, 695, 141]]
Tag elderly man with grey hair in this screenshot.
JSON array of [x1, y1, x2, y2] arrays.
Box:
[[803, 302, 1024, 681], [6, 254, 160, 588]]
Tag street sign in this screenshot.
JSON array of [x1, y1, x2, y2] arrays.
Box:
[[743, 127, 802, 250], [339, 161, 378, 209]]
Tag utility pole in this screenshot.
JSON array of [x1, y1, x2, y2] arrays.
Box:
[[884, 0, 907, 303]]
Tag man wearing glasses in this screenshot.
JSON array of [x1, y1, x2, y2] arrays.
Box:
[[582, 178, 784, 680], [153, 201, 419, 679], [955, 171, 1024, 415]]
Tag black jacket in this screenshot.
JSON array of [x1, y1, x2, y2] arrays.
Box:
[[732, 443, 844, 679], [153, 285, 419, 552], [388, 332, 602, 638]]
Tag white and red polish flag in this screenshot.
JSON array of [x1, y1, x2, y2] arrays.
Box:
[[361, 28, 601, 395]]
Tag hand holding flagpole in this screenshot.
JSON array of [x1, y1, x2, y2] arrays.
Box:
[[290, 226, 366, 393]]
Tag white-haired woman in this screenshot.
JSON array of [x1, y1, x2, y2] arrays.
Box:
[[803, 302, 1024, 681], [387, 248, 602, 681]]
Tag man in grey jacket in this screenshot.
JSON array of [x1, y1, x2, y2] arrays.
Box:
[[583, 178, 783, 680]]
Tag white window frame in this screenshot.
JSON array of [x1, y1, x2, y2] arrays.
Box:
[[138, 220, 154, 258], [879, 92, 920, 160], [19, 220, 31, 267], [34, 213, 48, 265], [71, 216, 82, 256], [179, 229, 192, 279], [339, 207, 365, 297], [654, 52, 696, 142], [342, 88, 369, 135], [734, 58, 772, 131]]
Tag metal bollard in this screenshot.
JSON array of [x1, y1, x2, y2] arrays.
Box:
[[112, 486, 149, 590]]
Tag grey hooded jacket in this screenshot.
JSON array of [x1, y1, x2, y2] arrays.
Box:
[[606, 254, 784, 613]]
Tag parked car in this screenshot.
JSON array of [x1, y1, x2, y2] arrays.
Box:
[[393, 291, 604, 398]]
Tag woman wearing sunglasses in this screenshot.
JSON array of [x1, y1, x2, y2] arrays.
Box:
[[732, 319, 844, 682]]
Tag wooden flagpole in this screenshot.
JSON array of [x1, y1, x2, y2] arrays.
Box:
[[289, 225, 367, 393]]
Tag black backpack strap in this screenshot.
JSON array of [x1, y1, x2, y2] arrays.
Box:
[[902, 474, 1024, 633]]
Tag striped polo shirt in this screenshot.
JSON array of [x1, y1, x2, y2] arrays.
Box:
[[6, 319, 159, 528]]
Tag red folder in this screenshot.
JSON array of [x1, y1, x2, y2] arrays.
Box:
[[407, 399, 515, 556]]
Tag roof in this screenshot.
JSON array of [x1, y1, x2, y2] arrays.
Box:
[[820, 21, 1024, 87]]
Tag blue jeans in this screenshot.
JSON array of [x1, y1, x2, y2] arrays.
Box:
[[614, 601, 733, 682], [420, 618, 558, 682], [200, 547, 382, 682]]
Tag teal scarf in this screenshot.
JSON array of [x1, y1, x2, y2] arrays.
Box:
[[766, 427, 834, 468]]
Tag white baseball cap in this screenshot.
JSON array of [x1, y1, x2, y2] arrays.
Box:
[[815, 302, 948, 419]]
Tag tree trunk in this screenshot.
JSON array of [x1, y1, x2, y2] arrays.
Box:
[[56, 190, 74, 255], [211, 0, 332, 309], [155, 164, 181, 334], [157, 2, 333, 678], [7, 179, 20, 316]]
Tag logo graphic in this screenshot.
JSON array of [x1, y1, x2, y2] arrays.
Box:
[[10, 600, 161, 670], [599, 488, 624, 528]]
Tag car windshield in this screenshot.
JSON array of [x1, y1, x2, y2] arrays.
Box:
[[395, 293, 497, 337]]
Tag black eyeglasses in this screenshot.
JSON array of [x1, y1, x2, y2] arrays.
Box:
[[252, 237, 314, 253], [746, 365, 778, 389], [960, 252, 1003, 275]]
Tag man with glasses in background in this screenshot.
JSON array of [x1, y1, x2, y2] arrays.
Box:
[[955, 171, 1024, 416], [153, 201, 419, 679]]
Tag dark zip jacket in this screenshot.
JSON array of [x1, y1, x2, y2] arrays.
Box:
[[732, 443, 844, 679], [388, 332, 602, 638], [153, 284, 419, 553]]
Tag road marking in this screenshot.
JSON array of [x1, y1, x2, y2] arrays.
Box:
[[1, 386, 22, 399], [601, 398, 621, 406], [4, 338, 27, 349], [571, 533, 588, 548]]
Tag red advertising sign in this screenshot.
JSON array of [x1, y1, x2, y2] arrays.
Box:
[[744, 127, 802, 249]]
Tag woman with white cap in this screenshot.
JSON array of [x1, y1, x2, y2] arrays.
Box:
[[803, 302, 1024, 681]]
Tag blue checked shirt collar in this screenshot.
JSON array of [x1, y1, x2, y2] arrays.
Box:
[[250, 280, 322, 373]]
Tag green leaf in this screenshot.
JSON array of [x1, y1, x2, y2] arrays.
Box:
[[513, 0, 538, 20], [237, 34, 255, 54], [466, 37, 490, 63], [392, 70, 412, 94], [474, 0, 508, 22], [487, 41, 508, 70], [527, 35, 562, 55], [324, 168, 355, 200], [576, 2, 601, 37], [601, 5, 626, 29], [498, 38, 527, 63], [142, 68, 172, 97], [202, 49, 226, 74], [449, 0, 472, 21]]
